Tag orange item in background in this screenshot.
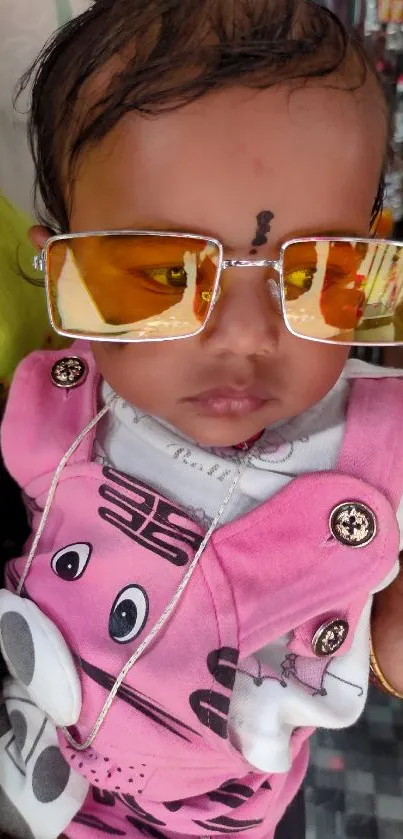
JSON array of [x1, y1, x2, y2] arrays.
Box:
[[374, 208, 395, 239], [378, 0, 403, 22]]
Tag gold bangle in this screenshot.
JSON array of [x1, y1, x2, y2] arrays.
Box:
[[369, 634, 403, 700]]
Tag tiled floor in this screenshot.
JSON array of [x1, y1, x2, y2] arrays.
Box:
[[306, 686, 403, 838]]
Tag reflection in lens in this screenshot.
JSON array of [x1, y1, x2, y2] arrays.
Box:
[[283, 239, 403, 344], [47, 234, 219, 340], [283, 240, 351, 341]]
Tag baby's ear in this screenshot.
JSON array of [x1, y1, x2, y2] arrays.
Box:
[[28, 225, 53, 251]]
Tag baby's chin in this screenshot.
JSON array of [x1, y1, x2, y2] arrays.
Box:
[[168, 408, 286, 449]]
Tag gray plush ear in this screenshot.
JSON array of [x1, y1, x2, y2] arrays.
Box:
[[0, 590, 81, 727], [0, 610, 35, 685], [0, 681, 89, 839], [0, 785, 35, 839]]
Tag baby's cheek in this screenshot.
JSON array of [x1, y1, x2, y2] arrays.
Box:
[[284, 338, 348, 409], [90, 341, 186, 415]]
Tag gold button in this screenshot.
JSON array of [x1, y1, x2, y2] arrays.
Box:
[[50, 357, 88, 389], [329, 501, 376, 548], [312, 619, 349, 657]]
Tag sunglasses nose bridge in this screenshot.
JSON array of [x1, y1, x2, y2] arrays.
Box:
[[212, 258, 282, 315], [218, 259, 282, 309], [222, 258, 281, 273]]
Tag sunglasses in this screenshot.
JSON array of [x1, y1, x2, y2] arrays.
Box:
[[33, 230, 403, 346]]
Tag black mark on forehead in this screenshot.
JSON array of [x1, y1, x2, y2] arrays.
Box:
[[250, 210, 274, 254]]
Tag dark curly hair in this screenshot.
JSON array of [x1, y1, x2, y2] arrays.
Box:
[[17, 0, 386, 232]]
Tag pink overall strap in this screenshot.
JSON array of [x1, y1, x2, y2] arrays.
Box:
[[1, 341, 99, 491], [337, 377, 403, 509]]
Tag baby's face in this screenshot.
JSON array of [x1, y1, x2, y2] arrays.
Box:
[[40, 78, 387, 446]]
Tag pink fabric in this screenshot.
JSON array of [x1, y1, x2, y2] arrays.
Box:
[[2, 345, 403, 839]]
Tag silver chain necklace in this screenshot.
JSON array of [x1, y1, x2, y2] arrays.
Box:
[[16, 397, 255, 751]]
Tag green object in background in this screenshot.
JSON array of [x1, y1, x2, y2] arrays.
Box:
[[55, 0, 74, 26], [0, 194, 63, 396]]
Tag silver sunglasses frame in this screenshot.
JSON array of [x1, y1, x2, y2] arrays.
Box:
[[33, 230, 403, 347]]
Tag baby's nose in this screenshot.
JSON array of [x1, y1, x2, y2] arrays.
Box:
[[202, 267, 283, 356]]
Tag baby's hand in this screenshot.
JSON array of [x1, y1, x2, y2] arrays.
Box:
[[0, 589, 81, 726], [372, 560, 403, 697]]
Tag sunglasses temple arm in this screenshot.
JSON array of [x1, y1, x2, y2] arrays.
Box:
[[33, 251, 46, 273]]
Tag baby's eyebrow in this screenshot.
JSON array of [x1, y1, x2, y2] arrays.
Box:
[[287, 228, 364, 240], [130, 221, 364, 244], [128, 221, 245, 255]]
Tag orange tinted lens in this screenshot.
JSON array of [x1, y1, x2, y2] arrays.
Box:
[[282, 239, 403, 344], [46, 234, 220, 339]]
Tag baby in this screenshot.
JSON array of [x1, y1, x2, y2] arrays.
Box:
[[1, 2, 403, 839]]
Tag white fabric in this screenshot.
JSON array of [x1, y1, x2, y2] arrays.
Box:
[[231, 602, 374, 772], [0, 593, 87, 838], [0, 678, 88, 839], [95, 359, 403, 539], [94, 359, 403, 772]]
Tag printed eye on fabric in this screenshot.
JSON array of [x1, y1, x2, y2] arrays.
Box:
[[6, 378, 248, 770]]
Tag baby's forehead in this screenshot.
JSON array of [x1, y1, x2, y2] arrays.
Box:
[[26, 0, 388, 232], [76, 65, 387, 148], [69, 81, 387, 244], [70, 60, 387, 186]]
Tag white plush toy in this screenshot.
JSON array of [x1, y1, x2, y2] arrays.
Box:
[[0, 590, 88, 839]]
